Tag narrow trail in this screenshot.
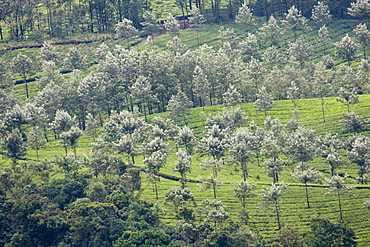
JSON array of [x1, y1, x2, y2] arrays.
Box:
[[131, 33, 163, 50]]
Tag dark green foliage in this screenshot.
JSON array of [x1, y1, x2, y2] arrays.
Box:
[[113, 229, 171, 247], [1, 129, 26, 164], [277, 226, 301, 247], [109, 193, 133, 210], [0, 189, 12, 245], [7, 194, 69, 247], [41, 178, 87, 208], [66, 201, 124, 247], [302, 218, 357, 247]]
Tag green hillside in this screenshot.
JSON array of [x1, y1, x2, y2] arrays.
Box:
[[1, 12, 370, 246]]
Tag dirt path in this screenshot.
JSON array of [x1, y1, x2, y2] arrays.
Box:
[[131, 33, 163, 50]]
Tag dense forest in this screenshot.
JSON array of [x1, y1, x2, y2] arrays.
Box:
[[1, 0, 370, 246], [0, 0, 361, 41]]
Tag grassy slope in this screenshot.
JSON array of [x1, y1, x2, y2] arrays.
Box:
[[2, 95, 369, 244], [139, 96, 370, 244]]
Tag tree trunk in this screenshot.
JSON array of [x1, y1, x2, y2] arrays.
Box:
[[338, 191, 343, 221], [23, 74, 29, 99], [275, 204, 281, 229], [181, 174, 186, 189], [300, 161, 306, 171], [213, 182, 217, 199], [131, 154, 135, 165], [264, 0, 269, 21], [154, 176, 159, 200], [117, 0, 123, 22], [321, 97, 326, 123], [242, 162, 248, 181], [305, 182, 310, 208], [36, 149, 39, 161]]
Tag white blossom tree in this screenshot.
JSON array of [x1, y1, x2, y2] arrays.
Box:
[[259, 182, 288, 230], [166, 89, 193, 124], [262, 135, 286, 183], [229, 128, 255, 181], [238, 33, 261, 61], [143, 149, 169, 200], [115, 18, 139, 48], [348, 0, 370, 19], [172, 150, 192, 189], [176, 126, 197, 155], [336, 87, 359, 112], [164, 187, 195, 214], [325, 175, 354, 221], [222, 85, 242, 106], [353, 23, 370, 59], [348, 136, 370, 184], [288, 39, 313, 66], [292, 168, 323, 208], [286, 127, 317, 171], [39, 41, 60, 64], [197, 174, 223, 199], [335, 34, 359, 65], [312, 61, 333, 122], [263, 158, 286, 184], [282, 6, 310, 39], [317, 25, 331, 47], [244, 57, 266, 101], [114, 134, 137, 165], [164, 13, 180, 36], [258, 15, 283, 47], [130, 76, 158, 122], [311, 2, 332, 23], [12, 53, 34, 98], [339, 111, 365, 133], [95, 43, 109, 60], [253, 86, 275, 116], [233, 180, 256, 209], [235, 4, 255, 27], [218, 26, 240, 49], [63, 47, 86, 70], [141, 10, 162, 36], [189, 7, 206, 45], [37, 61, 65, 89], [50, 109, 75, 139], [59, 126, 82, 155], [195, 199, 229, 228], [326, 150, 347, 176], [166, 36, 188, 56], [287, 81, 300, 109], [193, 65, 211, 108]]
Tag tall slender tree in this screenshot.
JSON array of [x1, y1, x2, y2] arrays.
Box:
[[188, 7, 206, 45], [11, 54, 33, 98], [325, 175, 354, 221], [233, 180, 256, 209], [259, 182, 288, 230], [335, 34, 359, 66], [115, 18, 139, 49], [282, 6, 310, 40], [254, 86, 275, 116], [353, 23, 370, 59], [172, 150, 192, 189], [292, 168, 323, 208]]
